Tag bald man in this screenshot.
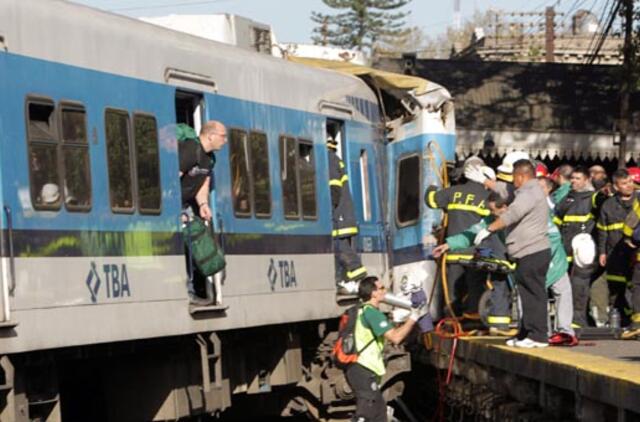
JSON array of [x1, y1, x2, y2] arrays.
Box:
[[179, 121, 227, 220]]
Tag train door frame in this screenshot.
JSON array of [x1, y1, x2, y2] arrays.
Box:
[[175, 90, 205, 134], [173, 88, 226, 308]]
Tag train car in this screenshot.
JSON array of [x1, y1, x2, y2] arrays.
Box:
[[0, 1, 456, 420]]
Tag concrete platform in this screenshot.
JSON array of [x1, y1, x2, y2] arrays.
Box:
[[423, 336, 640, 420]]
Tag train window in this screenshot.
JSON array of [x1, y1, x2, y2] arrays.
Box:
[[249, 131, 271, 217], [134, 114, 161, 214], [105, 109, 134, 213], [396, 155, 420, 227], [280, 136, 299, 219], [229, 129, 252, 217], [26, 100, 61, 210], [60, 105, 91, 211], [360, 149, 372, 221], [298, 140, 317, 219]]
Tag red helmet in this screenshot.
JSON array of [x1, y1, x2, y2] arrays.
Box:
[[628, 167, 640, 186], [535, 162, 549, 178]]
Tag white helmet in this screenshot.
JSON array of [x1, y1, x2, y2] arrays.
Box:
[[497, 151, 530, 176], [572, 233, 596, 268]]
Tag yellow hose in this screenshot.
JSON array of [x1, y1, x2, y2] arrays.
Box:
[[424, 141, 453, 317]]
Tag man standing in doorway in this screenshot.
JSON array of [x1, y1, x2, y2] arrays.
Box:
[[327, 136, 367, 294], [179, 121, 227, 305]]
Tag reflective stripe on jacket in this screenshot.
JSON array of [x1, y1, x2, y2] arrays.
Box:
[[597, 193, 637, 256], [554, 189, 597, 256]]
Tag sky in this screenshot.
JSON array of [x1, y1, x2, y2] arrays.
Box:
[[69, 0, 610, 44]]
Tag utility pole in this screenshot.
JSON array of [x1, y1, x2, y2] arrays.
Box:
[[618, 0, 634, 167], [545, 6, 555, 62]]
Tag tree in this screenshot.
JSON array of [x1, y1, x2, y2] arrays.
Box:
[[311, 0, 412, 52], [420, 10, 496, 59], [375, 26, 428, 57]]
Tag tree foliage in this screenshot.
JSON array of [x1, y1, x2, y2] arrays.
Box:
[[311, 0, 412, 52]]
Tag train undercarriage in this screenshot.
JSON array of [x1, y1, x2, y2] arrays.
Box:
[[0, 320, 411, 422]]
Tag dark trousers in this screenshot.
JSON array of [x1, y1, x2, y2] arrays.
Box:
[[570, 263, 595, 328], [629, 257, 640, 328], [345, 364, 387, 422], [446, 263, 486, 316], [488, 274, 511, 327], [607, 244, 634, 325], [514, 249, 551, 343], [335, 237, 366, 282]]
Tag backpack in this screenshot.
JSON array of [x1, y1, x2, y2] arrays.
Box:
[[176, 123, 199, 143], [332, 305, 375, 369], [183, 216, 225, 277]]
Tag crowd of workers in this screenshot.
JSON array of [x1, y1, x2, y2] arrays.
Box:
[[429, 151, 640, 347]]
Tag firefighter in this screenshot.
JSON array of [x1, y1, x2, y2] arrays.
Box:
[[425, 156, 491, 320], [431, 189, 515, 335], [598, 168, 637, 328], [554, 166, 598, 328], [620, 167, 640, 337], [327, 136, 367, 295]]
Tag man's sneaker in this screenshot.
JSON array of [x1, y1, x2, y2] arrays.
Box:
[[189, 293, 212, 306], [548, 332, 579, 347], [337, 281, 359, 295], [515, 338, 549, 348]]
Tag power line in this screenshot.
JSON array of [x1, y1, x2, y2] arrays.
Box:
[[583, 0, 612, 61], [110, 0, 233, 12], [585, 0, 621, 64]]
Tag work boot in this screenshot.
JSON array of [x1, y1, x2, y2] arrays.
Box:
[[621, 327, 640, 340], [189, 293, 212, 306], [337, 281, 359, 296], [489, 326, 518, 337]]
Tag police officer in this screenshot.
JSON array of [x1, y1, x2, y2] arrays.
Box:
[[554, 166, 599, 328], [327, 136, 366, 294], [425, 156, 490, 319]]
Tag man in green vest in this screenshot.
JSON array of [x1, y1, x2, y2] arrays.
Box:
[[346, 276, 425, 422]]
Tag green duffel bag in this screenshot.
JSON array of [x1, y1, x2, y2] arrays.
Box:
[[183, 217, 225, 276]]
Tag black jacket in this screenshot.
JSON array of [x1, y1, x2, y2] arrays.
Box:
[[425, 180, 490, 237], [554, 189, 597, 256], [328, 147, 357, 238], [597, 193, 637, 256]]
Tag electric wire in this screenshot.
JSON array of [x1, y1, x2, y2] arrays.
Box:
[[585, 0, 621, 64], [583, 0, 614, 63]]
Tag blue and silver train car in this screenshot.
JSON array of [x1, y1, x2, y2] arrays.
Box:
[[0, 0, 455, 420]]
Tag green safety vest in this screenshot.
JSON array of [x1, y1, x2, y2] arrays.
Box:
[[354, 305, 386, 376]]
